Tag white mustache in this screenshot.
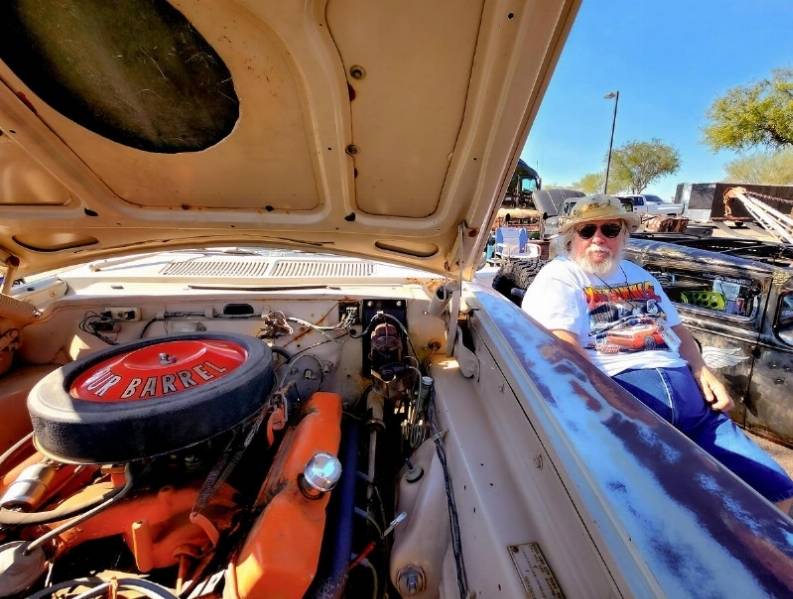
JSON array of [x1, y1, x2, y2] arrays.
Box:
[[586, 245, 612, 256]]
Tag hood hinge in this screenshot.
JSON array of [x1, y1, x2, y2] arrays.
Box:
[[445, 222, 472, 355], [1, 255, 20, 295]]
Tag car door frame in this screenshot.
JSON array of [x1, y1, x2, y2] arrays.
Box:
[[745, 271, 793, 445]]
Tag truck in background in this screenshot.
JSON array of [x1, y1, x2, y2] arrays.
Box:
[[503, 159, 541, 207], [676, 182, 793, 222], [618, 194, 684, 216]]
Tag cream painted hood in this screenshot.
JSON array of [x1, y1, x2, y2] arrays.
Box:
[[0, 0, 578, 278]]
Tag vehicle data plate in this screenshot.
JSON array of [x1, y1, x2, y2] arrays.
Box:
[[508, 542, 565, 598]]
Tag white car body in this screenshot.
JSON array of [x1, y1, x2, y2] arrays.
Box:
[[620, 194, 685, 216]]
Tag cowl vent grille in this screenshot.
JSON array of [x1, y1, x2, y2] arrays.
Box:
[[270, 260, 375, 278], [161, 260, 271, 277]]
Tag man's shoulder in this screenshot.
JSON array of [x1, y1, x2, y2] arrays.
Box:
[[620, 259, 654, 280], [531, 256, 582, 286], [540, 256, 574, 273]]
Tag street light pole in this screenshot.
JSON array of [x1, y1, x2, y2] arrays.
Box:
[[603, 90, 619, 194]]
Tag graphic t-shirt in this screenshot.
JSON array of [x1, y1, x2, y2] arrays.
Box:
[[521, 256, 686, 376]]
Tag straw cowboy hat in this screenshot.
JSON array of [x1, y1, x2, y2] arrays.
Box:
[[559, 194, 640, 234]]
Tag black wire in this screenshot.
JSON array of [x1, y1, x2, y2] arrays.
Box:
[[78, 312, 118, 345], [379, 312, 419, 359], [286, 331, 349, 361], [349, 316, 377, 339], [139, 317, 163, 339], [23, 465, 133, 552], [428, 390, 469, 598]]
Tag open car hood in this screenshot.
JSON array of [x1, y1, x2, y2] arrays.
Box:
[[0, 0, 578, 279]]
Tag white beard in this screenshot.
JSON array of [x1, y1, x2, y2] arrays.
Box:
[[573, 244, 621, 276]]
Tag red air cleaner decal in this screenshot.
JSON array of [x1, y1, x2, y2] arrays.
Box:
[[70, 339, 247, 402]]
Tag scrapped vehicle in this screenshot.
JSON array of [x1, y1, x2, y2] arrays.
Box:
[[502, 159, 542, 207], [533, 187, 586, 218], [0, 2, 791, 599], [625, 235, 793, 448], [618, 194, 684, 216], [492, 163, 546, 243], [529, 187, 585, 238]]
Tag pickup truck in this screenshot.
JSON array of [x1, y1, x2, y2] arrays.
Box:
[[619, 194, 684, 215]]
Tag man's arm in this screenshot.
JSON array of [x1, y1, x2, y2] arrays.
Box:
[[672, 324, 734, 412], [550, 329, 589, 358]]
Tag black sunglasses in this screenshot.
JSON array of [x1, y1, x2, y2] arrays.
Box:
[[575, 222, 623, 239]]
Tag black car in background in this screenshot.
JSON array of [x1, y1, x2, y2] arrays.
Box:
[[625, 235, 793, 447]]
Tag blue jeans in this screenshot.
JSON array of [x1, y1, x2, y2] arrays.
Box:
[[613, 366, 793, 503]]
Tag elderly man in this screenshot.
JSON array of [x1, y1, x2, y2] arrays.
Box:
[[522, 194, 793, 511]]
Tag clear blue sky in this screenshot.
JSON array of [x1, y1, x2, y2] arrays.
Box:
[[522, 0, 793, 200]]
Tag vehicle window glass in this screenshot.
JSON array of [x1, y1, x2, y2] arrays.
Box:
[[645, 195, 663, 204], [521, 178, 538, 192], [648, 266, 761, 319], [777, 293, 793, 346], [634, 198, 644, 206]]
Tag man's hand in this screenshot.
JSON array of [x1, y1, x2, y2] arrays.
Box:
[[693, 366, 734, 412], [673, 324, 735, 412]]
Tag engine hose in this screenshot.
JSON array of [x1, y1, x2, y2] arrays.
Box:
[[0, 471, 130, 526], [328, 420, 359, 582], [28, 577, 178, 599], [355, 383, 373, 410], [22, 465, 133, 552], [271, 346, 292, 363], [0, 431, 34, 476]]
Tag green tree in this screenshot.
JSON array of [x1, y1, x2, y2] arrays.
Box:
[[723, 148, 793, 185], [704, 69, 793, 151], [611, 139, 680, 194], [570, 171, 630, 194], [571, 172, 603, 194]]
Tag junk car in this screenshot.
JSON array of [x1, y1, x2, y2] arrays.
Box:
[[0, 2, 791, 598], [625, 235, 793, 448]]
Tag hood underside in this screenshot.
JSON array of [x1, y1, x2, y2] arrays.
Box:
[[0, 0, 578, 278]]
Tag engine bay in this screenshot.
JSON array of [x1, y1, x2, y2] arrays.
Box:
[[0, 286, 451, 598]]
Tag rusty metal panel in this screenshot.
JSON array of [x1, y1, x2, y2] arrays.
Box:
[[676, 182, 793, 220], [472, 288, 793, 597]]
